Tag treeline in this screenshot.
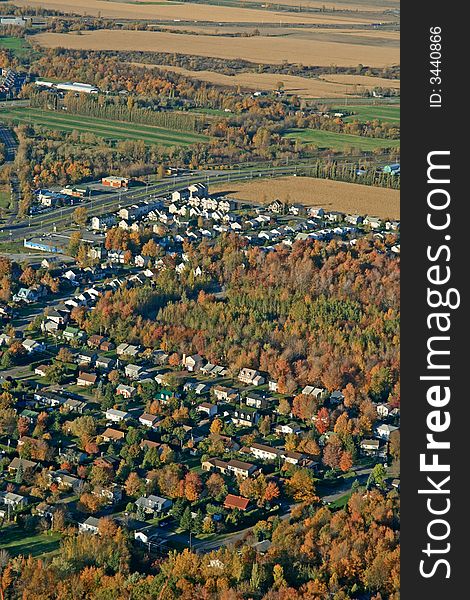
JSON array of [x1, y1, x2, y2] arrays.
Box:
[[30, 91, 203, 134], [82, 48, 400, 80]]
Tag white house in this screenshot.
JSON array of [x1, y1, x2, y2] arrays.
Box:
[[105, 408, 131, 423]]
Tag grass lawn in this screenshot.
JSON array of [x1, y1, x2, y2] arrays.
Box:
[[284, 128, 400, 151], [0, 107, 209, 147], [0, 526, 61, 558], [332, 104, 400, 124], [0, 36, 32, 59], [329, 493, 352, 510], [0, 190, 10, 210]]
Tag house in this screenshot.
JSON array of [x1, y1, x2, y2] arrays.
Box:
[[274, 422, 301, 436], [213, 386, 237, 402], [268, 380, 278, 393], [376, 403, 393, 419], [79, 516, 100, 534], [155, 389, 174, 403], [101, 428, 125, 443], [63, 326, 86, 342], [87, 334, 105, 349], [100, 340, 115, 352], [224, 494, 249, 511], [116, 343, 140, 358], [227, 459, 257, 479], [245, 392, 269, 410], [282, 450, 305, 465], [232, 406, 259, 427], [375, 423, 399, 440], [196, 402, 217, 418], [105, 408, 131, 423], [8, 457, 38, 475], [125, 364, 145, 380], [93, 484, 123, 504], [135, 495, 172, 516], [22, 339, 45, 354], [364, 216, 382, 229], [360, 439, 380, 455], [76, 371, 97, 387], [77, 350, 97, 366], [250, 443, 281, 461], [95, 356, 115, 371], [202, 458, 229, 475], [330, 390, 345, 405], [63, 398, 87, 413], [34, 364, 49, 377], [139, 413, 160, 428], [182, 353, 204, 372], [116, 384, 136, 399], [238, 368, 265, 386], [0, 491, 28, 509], [302, 385, 327, 400]]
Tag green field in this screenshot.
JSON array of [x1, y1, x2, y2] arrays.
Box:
[[332, 105, 400, 124], [0, 108, 209, 147], [0, 526, 61, 558], [0, 36, 32, 58], [284, 128, 400, 151]]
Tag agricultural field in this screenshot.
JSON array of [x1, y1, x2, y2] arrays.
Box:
[[330, 104, 400, 123], [31, 30, 399, 68], [0, 108, 209, 147], [142, 64, 396, 98], [214, 175, 400, 219], [284, 128, 400, 151], [17, 0, 397, 23]]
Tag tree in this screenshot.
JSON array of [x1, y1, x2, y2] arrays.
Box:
[[73, 206, 88, 227], [57, 347, 74, 363], [339, 451, 353, 473], [315, 407, 330, 434], [368, 464, 387, 490], [184, 472, 202, 503], [206, 472, 227, 501], [323, 436, 343, 470], [287, 469, 318, 503], [259, 415, 271, 437], [209, 418, 223, 435], [125, 472, 144, 498], [179, 507, 193, 531], [263, 481, 280, 504], [277, 397, 291, 416]]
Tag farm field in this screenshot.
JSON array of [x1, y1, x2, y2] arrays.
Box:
[[214, 175, 400, 219], [32, 30, 400, 68], [284, 128, 400, 151], [0, 108, 208, 147], [17, 0, 393, 23], [318, 73, 400, 90], [146, 64, 395, 98], [330, 104, 400, 123]]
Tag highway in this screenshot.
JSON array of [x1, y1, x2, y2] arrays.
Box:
[[0, 158, 397, 242]]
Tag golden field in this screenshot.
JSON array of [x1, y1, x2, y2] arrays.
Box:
[[32, 30, 399, 68], [145, 64, 398, 97], [17, 0, 394, 24], [213, 176, 400, 219]]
